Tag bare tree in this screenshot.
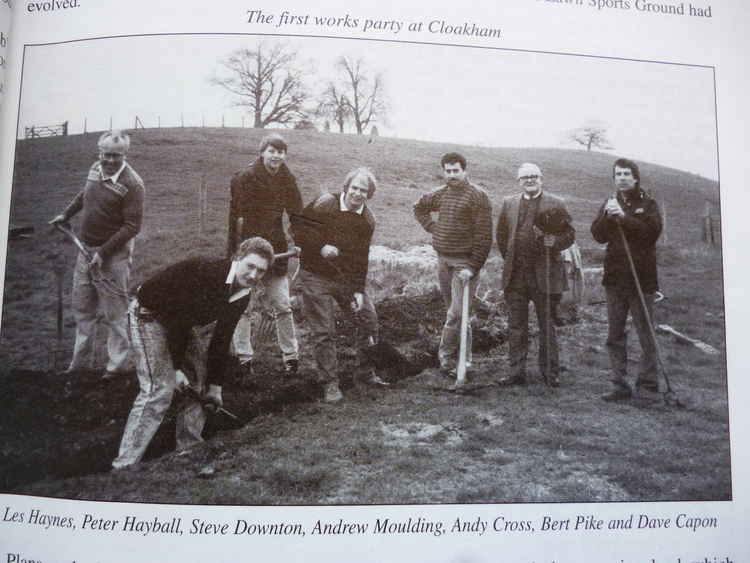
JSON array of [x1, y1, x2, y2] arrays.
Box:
[[336, 56, 387, 135], [211, 42, 309, 128], [315, 82, 351, 133], [567, 121, 614, 151]]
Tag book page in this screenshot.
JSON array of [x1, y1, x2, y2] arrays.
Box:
[[0, 1, 748, 562]]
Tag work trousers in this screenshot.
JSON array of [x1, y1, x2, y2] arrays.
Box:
[[68, 241, 132, 374], [437, 255, 477, 369], [505, 285, 559, 379], [300, 269, 378, 384], [112, 299, 208, 469], [233, 273, 298, 363], [605, 286, 658, 391]]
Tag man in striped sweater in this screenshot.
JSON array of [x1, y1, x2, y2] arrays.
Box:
[[413, 152, 493, 377]]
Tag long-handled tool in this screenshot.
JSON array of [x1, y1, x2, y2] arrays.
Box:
[[616, 220, 684, 407], [51, 221, 128, 297], [544, 245, 552, 386], [181, 385, 242, 422], [52, 221, 93, 261], [455, 278, 470, 387]]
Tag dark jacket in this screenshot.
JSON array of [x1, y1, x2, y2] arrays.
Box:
[[590, 188, 662, 293], [291, 192, 375, 294], [137, 257, 260, 387], [227, 158, 303, 275], [496, 191, 575, 293]]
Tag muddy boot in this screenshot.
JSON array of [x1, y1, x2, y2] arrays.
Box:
[[284, 359, 299, 377], [362, 367, 390, 386], [634, 381, 661, 405], [602, 381, 632, 402], [324, 381, 343, 403]]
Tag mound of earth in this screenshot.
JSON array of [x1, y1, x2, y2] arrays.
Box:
[[0, 291, 507, 491]]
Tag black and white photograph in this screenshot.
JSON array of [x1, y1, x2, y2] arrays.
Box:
[[0, 32, 728, 506]]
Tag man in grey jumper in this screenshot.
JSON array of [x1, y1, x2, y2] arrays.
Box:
[[50, 130, 144, 379]]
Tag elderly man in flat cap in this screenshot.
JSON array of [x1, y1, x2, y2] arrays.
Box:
[[50, 130, 145, 380], [496, 163, 574, 387]]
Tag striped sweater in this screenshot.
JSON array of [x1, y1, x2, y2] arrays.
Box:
[[413, 180, 493, 273]]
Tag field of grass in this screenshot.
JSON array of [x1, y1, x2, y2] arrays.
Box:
[[0, 127, 728, 503]]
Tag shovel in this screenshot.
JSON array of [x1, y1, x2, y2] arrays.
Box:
[[456, 278, 470, 387], [616, 220, 685, 408]]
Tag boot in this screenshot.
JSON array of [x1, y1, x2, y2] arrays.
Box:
[[324, 381, 343, 403]]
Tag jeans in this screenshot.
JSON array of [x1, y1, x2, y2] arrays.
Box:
[[605, 286, 658, 391], [437, 255, 477, 369], [233, 273, 299, 363], [68, 241, 132, 373], [300, 269, 378, 384], [112, 299, 208, 468]]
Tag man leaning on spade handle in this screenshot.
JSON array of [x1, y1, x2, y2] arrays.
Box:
[[48, 130, 144, 381]]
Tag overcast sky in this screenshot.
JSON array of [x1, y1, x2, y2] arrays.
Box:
[[16, 34, 718, 179]]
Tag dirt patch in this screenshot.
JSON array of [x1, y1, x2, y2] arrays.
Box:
[[0, 291, 507, 492]]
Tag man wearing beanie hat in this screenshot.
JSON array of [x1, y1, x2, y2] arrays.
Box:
[[50, 130, 145, 379], [591, 158, 662, 402], [227, 133, 303, 376], [496, 162, 575, 387]]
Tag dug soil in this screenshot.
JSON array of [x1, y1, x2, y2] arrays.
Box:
[[0, 291, 505, 491]]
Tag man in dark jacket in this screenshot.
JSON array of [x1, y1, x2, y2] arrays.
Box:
[[112, 237, 274, 468], [497, 163, 575, 387], [591, 158, 662, 402], [413, 152, 493, 377], [291, 167, 382, 403], [227, 133, 302, 374]]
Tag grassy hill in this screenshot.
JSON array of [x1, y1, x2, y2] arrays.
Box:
[[0, 128, 728, 504]]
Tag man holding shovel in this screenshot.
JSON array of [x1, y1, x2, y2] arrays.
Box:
[[112, 237, 274, 468], [413, 152, 493, 380], [49, 130, 144, 380], [227, 133, 303, 376], [291, 167, 385, 403], [496, 163, 574, 387], [591, 158, 662, 402]]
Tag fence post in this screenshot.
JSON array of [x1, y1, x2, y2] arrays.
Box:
[[84, 118, 87, 134], [62, 121, 68, 136], [198, 176, 207, 235], [181, 113, 184, 128], [703, 200, 714, 246]]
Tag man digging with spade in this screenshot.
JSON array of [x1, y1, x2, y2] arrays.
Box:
[[111, 237, 274, 469], [496, 163, 574, 387], [591, 158, 663, 403], [49, 130, 144, 380]]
